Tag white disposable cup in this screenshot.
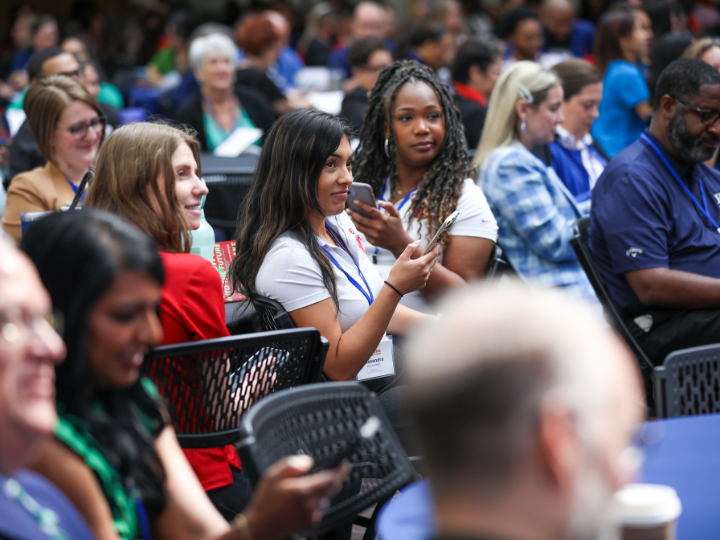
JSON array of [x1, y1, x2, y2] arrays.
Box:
[[604, 484, 682, 540]]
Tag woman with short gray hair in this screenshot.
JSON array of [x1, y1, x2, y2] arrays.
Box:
[[175, 33, 275, 152]]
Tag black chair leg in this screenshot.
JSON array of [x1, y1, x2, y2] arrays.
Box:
[[359, 493, 394, 540]]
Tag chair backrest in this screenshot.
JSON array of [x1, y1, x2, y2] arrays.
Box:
[[654, 344, 720, 418], [253, 295, 297, 331], [570, 218, 654, 378], [142, 328, 326, 449], [485, 244, 507, 280], [201, 153, 259, 235], [238, 381, 416, 536]]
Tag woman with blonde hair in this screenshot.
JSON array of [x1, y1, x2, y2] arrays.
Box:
[[682, 37, 720, 71], [85, 122, 250, 519], [474, 61, 596, 302], [2, 74, 105, 242]]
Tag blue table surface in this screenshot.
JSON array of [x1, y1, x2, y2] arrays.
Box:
[[377, 414, 720, 540]]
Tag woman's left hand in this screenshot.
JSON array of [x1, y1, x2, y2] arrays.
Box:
[[348, 200, 413, 257]]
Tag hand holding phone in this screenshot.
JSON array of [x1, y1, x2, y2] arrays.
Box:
[[423, 211, 459, 255], [346, 183, 377, 219]]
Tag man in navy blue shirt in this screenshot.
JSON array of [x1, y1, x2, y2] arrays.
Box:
[[591, 58, 720, 366]]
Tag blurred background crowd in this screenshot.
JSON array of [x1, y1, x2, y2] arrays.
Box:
[[0, 0, 717, 166]]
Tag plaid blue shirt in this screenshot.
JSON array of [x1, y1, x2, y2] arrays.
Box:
[[479, 142, 597, 302]]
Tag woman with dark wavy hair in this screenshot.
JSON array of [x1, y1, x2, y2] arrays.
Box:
[[20, 209, 348, 540], [350, 60, 497, 314], [231, 108, 438, 382]]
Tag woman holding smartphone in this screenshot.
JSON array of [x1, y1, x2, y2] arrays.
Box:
[[350, 61, 497, 313], [231, 109, 438, 382]]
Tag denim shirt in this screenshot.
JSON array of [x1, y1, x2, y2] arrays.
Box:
[[478, 141, 597, 302]]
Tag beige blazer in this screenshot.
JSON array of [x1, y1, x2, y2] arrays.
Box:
[[2, 162, 77, 243]]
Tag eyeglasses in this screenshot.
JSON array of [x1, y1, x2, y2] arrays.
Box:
[[673, 96, 720, 127], [58, 116, 106, 139], [0, 309, 64, 346], [56, 68, 82, 79]]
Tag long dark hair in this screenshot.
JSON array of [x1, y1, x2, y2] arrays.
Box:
[[595, 7, 642, 74], [20, 209, 168, 517], [353, 60, 468, 245], [231, 109, 353, 310]]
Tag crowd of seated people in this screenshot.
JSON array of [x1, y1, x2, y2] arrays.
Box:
[[6, 0, 720, 538]]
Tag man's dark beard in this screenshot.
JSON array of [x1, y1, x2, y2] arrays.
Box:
[[667, 110, 719, 164]]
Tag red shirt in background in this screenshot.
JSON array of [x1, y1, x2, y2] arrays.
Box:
[[158, 251, 243, 491]]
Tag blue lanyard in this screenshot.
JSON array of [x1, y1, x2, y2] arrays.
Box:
[[378, 183, 417, 211], [321, 223, 375, 305], [373, 183, 418, 261], [641, 134, 720, 232], [65, 176, 85, 206]]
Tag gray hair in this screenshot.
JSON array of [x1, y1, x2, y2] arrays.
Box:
[[405, 282, 639, 498], [189, 33, 237, 72]]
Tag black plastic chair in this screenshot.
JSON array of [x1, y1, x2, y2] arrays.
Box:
[[485, 244, 507, 280], [237, 381, 417, 539], [201, 153, 259, 238], [570, 217, 654, 379], [142, 329, 327, 449], [654, 344, 720, 418], [252, 295, 296, 331]]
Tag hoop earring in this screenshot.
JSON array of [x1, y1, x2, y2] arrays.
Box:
[[520, 118, 527, 135], [384, 138, 390, 158]]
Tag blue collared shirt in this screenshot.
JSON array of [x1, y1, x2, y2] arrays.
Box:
[[478, 141, 596, 302], [590, 130, 720, 316]]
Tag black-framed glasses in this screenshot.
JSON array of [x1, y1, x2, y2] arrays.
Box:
[[673, 96, 720, 127], [58, 116, 106, 139]]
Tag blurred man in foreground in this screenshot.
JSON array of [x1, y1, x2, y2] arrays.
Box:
[[406, 283, 644, 540]]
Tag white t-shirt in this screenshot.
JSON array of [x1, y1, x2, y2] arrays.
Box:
[[359, 178, 498, 313], [256, 211, 384, 333]]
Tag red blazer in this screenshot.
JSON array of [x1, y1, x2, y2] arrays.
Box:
[[158, 252, 242, 491]]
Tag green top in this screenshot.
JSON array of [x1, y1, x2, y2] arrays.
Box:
[[99, 83, 125, 108], [54, 378, 167, 540], [148, 47, 175, 76], [9, 83, 124, 110], [203, 105, 259, 152], [7, 88, 26, 111]]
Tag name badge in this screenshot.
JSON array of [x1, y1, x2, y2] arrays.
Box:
[[374, 264, 393, 281], [356, 335, 395, 381]]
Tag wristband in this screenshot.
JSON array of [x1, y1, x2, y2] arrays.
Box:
[[384, 280, 404, 298], [233, 513, 252, 540]]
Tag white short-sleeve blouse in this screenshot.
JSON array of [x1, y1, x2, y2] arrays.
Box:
[[256, 211, 385, 333], [359, 178, 498, 312]]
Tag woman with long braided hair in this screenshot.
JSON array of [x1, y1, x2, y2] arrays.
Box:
[[350, 60, 497, 313]]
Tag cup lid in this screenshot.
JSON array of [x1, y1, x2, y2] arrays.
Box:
[[610, 484, 682, 525]]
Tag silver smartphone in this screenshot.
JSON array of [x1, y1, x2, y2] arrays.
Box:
[[346, 182, 377, 218], [423, 211, 460, 255]]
